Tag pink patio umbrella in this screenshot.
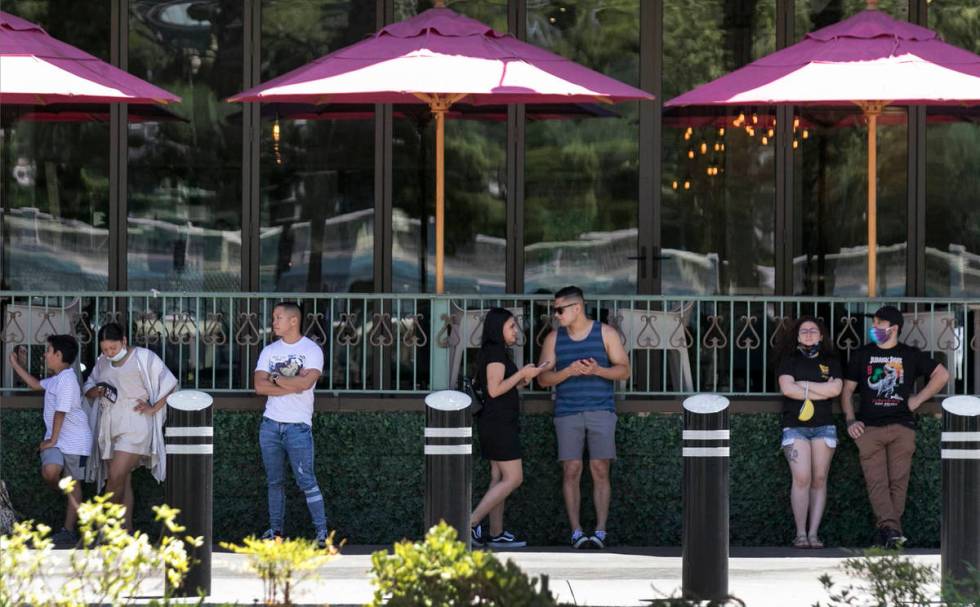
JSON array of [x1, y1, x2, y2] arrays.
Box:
[[229, 2, 651, 293], [666, 2, 980, 296], [0, 10, 179, 105]]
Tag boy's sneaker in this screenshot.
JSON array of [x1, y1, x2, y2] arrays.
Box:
[[51, 527, 79, 548], [486, 530, 527, 549], [571, 529, 590, 549], [259, 528, 283, 541], [471, 524, 484, 547], [590, 530, 607, 550], [315, 529, 329, 550]]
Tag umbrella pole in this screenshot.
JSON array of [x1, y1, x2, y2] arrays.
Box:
[[859, 101, 886, 298], [419, 94, 466, 294], [434, 105, 446, 294]]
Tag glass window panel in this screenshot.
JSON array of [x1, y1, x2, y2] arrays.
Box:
[[925, 1, 980, 297], [524, 0, 640, 295], [791, 1, 908, 296], [127, 1, 243, 291], [662, 0, 776, 295], [1, 1, 110, 291], [392, 1, 508, 294], [259, 1, 376, 293]]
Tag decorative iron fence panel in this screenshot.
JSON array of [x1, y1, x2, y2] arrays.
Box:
[[2, 292, 977, 398]]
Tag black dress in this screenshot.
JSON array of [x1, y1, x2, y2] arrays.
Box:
[[477, 346, 522, 461]]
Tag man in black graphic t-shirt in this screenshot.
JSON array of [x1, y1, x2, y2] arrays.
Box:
[[841, 306, 949, 548]]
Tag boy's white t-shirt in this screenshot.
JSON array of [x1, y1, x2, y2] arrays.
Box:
[[255, 336, 324, 426], [40, 368, 92, 456]]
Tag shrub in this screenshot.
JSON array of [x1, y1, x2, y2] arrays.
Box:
[[369, 522, 561, 607], [0, 478, 202, 607], [220, 533, 340, 606]]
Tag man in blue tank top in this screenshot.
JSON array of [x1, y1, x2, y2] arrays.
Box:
[[537, 286, 630, 549]]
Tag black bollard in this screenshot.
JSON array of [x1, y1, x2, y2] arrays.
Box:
[[682, 394, 730, 602], [940, 395, 980, 596], [424, 389, 472, 549], [164, 390, 214, 597]]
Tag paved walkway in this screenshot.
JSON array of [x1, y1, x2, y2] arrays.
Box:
[[38, 546, 942, 606]]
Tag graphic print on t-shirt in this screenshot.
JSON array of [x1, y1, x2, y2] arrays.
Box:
[[866, 356, 905, 404], [269, 354, 305, 377]]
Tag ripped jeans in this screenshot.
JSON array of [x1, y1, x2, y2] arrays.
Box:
[[259, 417, 327, 534]]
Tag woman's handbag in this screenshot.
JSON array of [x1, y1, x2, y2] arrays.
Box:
[[460, 375, 486, 417]]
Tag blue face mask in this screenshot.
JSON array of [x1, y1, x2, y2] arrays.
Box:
[[868, 326, 892, 345]]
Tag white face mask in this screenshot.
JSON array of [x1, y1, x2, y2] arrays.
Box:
[[107, 347, 128, 362]]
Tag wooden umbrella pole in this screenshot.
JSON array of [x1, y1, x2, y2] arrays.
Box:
[[857, 100, 886, 298], [420, 93, 467, 294], [434, 104, 446, 294]]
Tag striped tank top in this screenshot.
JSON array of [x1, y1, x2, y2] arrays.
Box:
[[554, 321, 615, 417]]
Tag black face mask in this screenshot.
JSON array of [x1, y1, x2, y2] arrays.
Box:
[[798, 343, 820, 359]]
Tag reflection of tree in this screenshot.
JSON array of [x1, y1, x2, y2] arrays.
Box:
[[662, 0, 775, 295], [1, 1, 111, 290]]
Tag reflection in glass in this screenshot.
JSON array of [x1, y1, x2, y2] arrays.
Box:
[[127, 0, 243, 291], [791, 1, 908, 296], [662, 0, 776, 295], [260, 1, 376, 292], [392, 1, 508, 294], [0, 1, 110, 290], [524, 0, 639, 295], [925, 1, 980, 297]]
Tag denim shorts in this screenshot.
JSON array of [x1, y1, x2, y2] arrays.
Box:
[[781, 425, 837, 449]]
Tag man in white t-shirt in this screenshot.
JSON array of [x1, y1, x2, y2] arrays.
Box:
[[254, 302, 328, 548], [8, 335, 91, 547]]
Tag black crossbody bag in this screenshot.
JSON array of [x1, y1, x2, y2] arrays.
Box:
[[460, 375, 486, 417]]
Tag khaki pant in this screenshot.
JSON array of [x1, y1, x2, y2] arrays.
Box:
[[855, 424, 916, 532]]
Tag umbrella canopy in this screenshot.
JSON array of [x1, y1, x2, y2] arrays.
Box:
[[230, 4, 650, 293], [0, 10, 179, 105], [666, 6, 980, 296]]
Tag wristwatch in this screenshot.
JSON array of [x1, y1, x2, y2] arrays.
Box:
[[270, 373, 280, 385]]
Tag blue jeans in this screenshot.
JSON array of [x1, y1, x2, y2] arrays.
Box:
[[259, 417, 327, 533]]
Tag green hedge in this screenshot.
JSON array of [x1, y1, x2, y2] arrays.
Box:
[[0, 409, 941, 547]]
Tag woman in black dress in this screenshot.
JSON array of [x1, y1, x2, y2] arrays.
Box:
[[776, 316, 842, 549], [469, 308, 545, 549]]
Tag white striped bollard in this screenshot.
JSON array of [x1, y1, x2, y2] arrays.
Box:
[[682, 394, 730, 602], [940, 395, 980, 595], [424, 389, 472, 549], [164, 390, 214, 597]]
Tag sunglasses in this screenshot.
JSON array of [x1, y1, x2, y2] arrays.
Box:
[[553, 302, 580, 316]]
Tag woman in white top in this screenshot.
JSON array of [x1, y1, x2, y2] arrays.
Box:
[[83, 322, 177, 530]]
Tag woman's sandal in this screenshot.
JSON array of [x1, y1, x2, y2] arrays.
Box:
[[807, 535, 824, 549], [792, 534, 810, 549]]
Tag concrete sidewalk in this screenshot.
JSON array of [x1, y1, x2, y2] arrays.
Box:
[[39, 546, 942, 606]]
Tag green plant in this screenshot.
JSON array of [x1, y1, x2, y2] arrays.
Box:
[[813, 548, 944, 607], [0, 477, 202, 607], [369, 521, 561, 607], [220, 532, 340, 606]]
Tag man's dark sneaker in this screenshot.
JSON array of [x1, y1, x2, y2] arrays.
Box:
[[882, 527, 907, 549], [486, 531, 527, 549], [315, 529, 329, 550], [590, 531, 607, 550], [571, 529, 590, 549], [471, 524, 484, 547], [871, 527, 887, 548], [50, 527, 79, 548], [260, 528, 283, 541]]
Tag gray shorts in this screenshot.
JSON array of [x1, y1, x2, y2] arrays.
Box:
[[554, 410, 617, 461], [40, 447, 88, 480]]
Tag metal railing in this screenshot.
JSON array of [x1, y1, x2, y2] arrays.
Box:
[[1, 291, 977, 398]]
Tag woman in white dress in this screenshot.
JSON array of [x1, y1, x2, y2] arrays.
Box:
[[84, 323, 177, 530]]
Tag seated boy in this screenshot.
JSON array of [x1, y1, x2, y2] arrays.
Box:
[[8, 336, 92, 547]]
